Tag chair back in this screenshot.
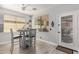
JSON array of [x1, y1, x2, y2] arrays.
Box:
[[10, 28, 14, 54], [30, 29, 36, 36]]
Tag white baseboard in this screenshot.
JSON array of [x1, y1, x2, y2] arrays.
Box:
[[0, 40, 18, 45], [38, 39, 58, 46], [0, 41, 11, 45], [0, 39, 58, 47]]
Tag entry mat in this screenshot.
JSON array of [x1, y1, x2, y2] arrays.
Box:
[[56, 45, 78, 54]]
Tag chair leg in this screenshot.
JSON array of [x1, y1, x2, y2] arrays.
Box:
[[19, 37, 22, 48], [10, 44, 14, 54], [10, 39, 14, 54], [29, 39, 32, 47], [10, 45, 14, 54], [34, 38, 36, 48]]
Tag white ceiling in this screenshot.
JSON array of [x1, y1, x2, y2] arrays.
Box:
[[0, 4, 58, 15]]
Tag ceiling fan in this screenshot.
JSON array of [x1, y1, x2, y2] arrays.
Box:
[[21, 4, 30, 10], [21, 4, 37, 11]]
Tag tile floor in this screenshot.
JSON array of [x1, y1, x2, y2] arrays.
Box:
[[0, 40, 66, 54]]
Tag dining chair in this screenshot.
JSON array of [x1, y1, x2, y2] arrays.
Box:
[[10, 29, 22, 54], [30, 29, 36, 47], [25, 29, 36, 48]]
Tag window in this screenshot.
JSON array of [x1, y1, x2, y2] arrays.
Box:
[[4, 15, 26, 32]]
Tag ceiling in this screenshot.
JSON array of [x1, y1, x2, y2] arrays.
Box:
[[0, 4, 59, 15]]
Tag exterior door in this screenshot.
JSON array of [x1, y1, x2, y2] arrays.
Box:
[[59, 12, 78, 51]]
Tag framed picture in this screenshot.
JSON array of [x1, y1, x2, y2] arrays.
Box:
[[35, 15, 49, 32]]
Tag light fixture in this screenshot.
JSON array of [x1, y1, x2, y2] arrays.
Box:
[[32, 8, 37, 11], [21, 4, 37, 11], [21, 4, 30, 11]]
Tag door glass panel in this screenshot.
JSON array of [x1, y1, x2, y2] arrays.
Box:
[[61, 15, 73, 43]]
